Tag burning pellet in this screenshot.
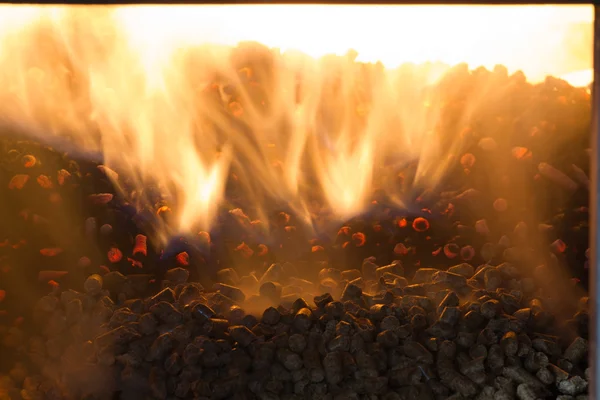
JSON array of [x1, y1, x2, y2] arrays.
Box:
[[89, 193, 114, 205], [36, 175, 53, 189], [107, 247, 123, 263], [393, 242, 409, 255], [8, 174, 29, 189], [412, 217, 430, 232], [132, 234, 147, 257], [443, 243, 460, 259], [351, 232, 366, 247], [39, 247, 63, 257]]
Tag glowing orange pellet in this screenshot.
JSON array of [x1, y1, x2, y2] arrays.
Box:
[[229, 102, 244, 117], [235, 242, 254, 259], [352, 232, 366, 247], [394, 243, 409, 255], [127, 257, 143, 269], [512, 147, 532, 160], [40, 248, 63, 257], [493, 198, 508, 212], [97, 165, 118, 181], [198, 231, 211, 244], [48, 280, 59, 289], [238, 67, 253, 79], [89, 193, 114, 205], [342, 241, 350, 249], [278, 212, 291, 225], [250, 220, 263, 231], [338, 226, 351, 237], [8, 174, 29, 190], [444, 243, 459, 259], [57, 169, 71, 186], [257, 244, 268, 256], [551, 239, 567, 254], [432, 247, 442, 256], [156, 206, 171, 217], [133, 234, 147, 257], [460, 153, 476, 169], [12, 240, 26, 249], [312, 245, 325, 253], [37, 175, 53, 189], [398, 218, 408, 228], [373, 224, 382, 233], [0, 290, 5, 303], [37, 270, 68, 282], [308, 239, 320, 246], [285, 226, 297, 233], [108, 247, 123, 263], [22, 155, 36, 168], [460, 245, 475, 261], [412, 217, 430, 233]]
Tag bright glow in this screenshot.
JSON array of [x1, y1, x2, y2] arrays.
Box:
[[0, 5, 593, 241]]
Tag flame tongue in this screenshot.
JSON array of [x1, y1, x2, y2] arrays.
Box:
[[0, 5, 593, 241]]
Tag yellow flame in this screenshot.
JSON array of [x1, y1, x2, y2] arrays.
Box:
[[0, 5, 593, 240]]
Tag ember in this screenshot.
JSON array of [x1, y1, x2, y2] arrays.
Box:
[[0, 4, 594, 400]]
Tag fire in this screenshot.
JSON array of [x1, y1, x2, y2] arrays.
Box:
[[0, 5, 593, 241]]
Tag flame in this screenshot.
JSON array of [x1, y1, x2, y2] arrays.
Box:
[[0, 5, 593, 241]]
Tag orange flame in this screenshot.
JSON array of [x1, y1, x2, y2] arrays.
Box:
[[0, 5, 593, 242]]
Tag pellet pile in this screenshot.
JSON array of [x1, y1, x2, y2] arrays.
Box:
[[0, 43, 592, 399], [1, 258, 591, 400]]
